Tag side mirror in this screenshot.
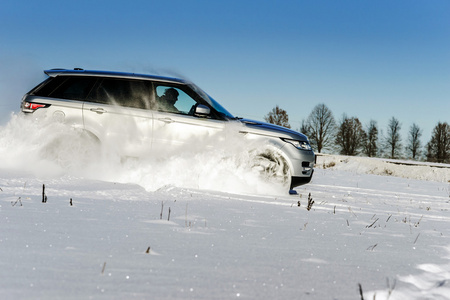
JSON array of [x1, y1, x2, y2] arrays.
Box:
[[194, 104, 210, 117]]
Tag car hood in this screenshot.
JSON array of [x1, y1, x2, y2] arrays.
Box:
[[238, 118, 309, 142]]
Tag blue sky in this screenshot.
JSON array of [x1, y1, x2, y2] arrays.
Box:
[[1, 0, 449, 147]]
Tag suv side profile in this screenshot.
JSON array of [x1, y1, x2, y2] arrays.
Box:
[[21, 68, 315, 191]]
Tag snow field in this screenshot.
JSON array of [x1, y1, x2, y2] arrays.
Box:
[[1, 114, 450, 299], [1, 166, 449, 299]]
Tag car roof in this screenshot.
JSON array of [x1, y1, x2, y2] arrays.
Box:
[[44, 68, 188, 84]]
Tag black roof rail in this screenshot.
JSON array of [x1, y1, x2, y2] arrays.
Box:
[[42, 68, 187, 83], [47, 68, 83, 71]]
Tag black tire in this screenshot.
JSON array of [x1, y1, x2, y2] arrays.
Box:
[[252, 150, 291, 188]]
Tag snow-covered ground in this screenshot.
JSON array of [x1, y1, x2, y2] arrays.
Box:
[[1, 114, 449, 299]]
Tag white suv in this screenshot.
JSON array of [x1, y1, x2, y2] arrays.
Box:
[[21, 68, 315, 190]]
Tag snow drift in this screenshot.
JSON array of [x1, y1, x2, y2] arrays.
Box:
[[317, 153, 449, 183]]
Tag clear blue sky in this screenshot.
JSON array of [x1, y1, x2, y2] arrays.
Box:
[[1, 0, 449, 146]]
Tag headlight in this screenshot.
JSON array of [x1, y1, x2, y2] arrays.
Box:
[[282, 138, 312, 151]]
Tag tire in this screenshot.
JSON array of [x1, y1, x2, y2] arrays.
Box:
[[40, 129, 100, 170], [252, 150, 291, 188]]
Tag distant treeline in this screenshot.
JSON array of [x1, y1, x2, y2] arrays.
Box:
[[264, 104, 450, 163]]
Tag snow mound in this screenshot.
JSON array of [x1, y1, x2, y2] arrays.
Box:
[[317, 154, 450, 183]]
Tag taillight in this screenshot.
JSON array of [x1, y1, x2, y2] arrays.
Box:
[[23, 102, 48, 111]]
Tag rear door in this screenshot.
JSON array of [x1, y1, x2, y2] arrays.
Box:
[[83, 78, 155, 157]]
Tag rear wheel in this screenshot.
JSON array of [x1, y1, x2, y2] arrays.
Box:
[[40, 129, 100, 170]]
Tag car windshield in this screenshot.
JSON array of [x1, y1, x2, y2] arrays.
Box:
[[188, 83, 235, 119]]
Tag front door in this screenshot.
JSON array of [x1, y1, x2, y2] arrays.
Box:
[[151, 84, 225, 155]]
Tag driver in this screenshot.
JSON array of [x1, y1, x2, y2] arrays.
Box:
[[159, 88, 179, 113]]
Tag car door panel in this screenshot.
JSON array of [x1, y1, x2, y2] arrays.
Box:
[[151, 111, 225, 153], [83, 78, 154, 157]]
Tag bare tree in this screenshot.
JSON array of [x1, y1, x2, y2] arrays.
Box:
[[385, 117, 402, 159], [335, 115, 366, 156], [264, 105, 291, 128], [363, 120, 378, 157], [304, 103, 336, 153], [427, 122, 450, 163], [406, 123, 422, 160], [377, 129, 386, 158], [299, 119, 309, 136]]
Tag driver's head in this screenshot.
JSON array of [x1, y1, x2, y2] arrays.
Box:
[[164, 88, 179, 103]]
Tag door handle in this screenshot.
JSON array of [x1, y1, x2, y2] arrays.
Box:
[[158, 117, 174, 124], [90, 108, 107, 114]]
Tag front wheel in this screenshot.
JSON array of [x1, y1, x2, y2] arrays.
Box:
[[251, 150, 291, 188]]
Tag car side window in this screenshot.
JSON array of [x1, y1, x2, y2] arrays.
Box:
[[34, 76, 97, 101], [155, 85, 197, 115], [89, 78, 154, 109]]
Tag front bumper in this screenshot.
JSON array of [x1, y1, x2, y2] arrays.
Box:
[[290, 171, 314, 189], [279, 143, 315, 188]]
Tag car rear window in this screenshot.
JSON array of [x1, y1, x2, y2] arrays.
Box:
[[33, 76, 97, 101], [88, 78, 153, 109]]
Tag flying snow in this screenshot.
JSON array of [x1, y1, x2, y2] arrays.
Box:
[[0, 113, 286, 195]]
